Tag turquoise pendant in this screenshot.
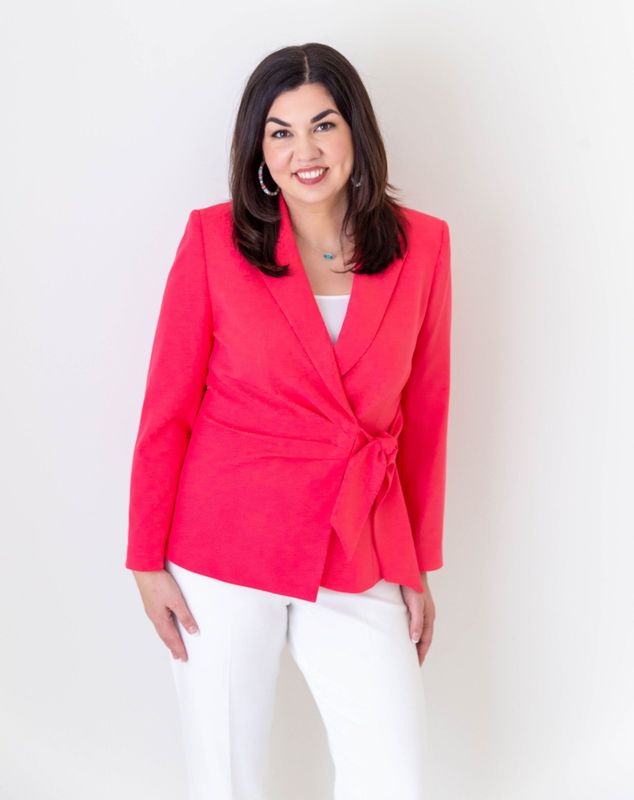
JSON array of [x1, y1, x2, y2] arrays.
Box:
[[323, 253, 335, 260]]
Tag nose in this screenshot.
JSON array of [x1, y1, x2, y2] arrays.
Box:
[[293, 138, 323, 160]]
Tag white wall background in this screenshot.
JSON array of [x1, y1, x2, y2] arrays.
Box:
[[2, 1, 632, 798]]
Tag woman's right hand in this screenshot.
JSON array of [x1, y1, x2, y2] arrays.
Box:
[[132, 569, 199, 662]]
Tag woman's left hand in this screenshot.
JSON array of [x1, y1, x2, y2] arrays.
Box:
[[401, 574, 436, 666]]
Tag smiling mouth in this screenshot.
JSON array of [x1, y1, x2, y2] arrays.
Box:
[[293, 167, 329, 184]]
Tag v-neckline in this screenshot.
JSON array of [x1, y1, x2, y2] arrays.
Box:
[[283, 206, 360, 360], [296, 249, 358, 360], [255, 191, 408, 412]]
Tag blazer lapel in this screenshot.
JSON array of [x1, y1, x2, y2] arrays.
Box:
[[257, 191, 407, 415]]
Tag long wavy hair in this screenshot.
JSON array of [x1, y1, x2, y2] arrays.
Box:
[[228, 43, 410, 277]]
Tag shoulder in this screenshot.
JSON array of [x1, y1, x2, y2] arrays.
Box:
[[189, 200, 449, 251], [191, 199, 234, 236], [397, 204, 449, 261], [399, 204, 448, 235]]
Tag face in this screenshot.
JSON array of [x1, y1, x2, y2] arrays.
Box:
[[261, 82, 354, 208]]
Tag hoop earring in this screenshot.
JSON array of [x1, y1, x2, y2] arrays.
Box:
[[350, 175, 362, 188], [258, 161, 280, 196]]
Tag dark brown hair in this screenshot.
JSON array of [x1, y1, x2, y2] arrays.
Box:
[[228, 42, 410, 277]]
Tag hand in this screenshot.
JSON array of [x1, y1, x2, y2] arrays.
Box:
[[132, 569, 199, 662], [400, 573, 436, 667]]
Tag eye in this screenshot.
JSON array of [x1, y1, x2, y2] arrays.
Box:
[[270, 121, 336, 139]]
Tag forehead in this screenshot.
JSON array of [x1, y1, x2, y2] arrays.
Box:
[[267, 83, 337, 117]]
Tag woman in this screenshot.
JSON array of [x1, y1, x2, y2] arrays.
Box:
[[126, 42, 452, 800]]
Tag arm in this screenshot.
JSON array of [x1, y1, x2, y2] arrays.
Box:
[[397, 220, 452, 573], [125, 210, 214, 571]]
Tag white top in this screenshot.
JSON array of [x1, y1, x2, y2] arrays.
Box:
[[313, 293, 351, 345]]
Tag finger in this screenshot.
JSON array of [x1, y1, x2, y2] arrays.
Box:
[[169, 593, 200, 636], [155, 608, 189, 662], [417, 610, 435, 665], [408, 602, 425, 645]]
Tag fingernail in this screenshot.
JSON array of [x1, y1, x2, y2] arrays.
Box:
[[411, 636, 420, 644], [187, 626, 199, 635]]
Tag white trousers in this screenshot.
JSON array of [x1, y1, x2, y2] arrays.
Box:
[[165, 558, 429, 800]]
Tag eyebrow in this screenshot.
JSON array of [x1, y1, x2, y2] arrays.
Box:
[[265, 108, 340, 127]]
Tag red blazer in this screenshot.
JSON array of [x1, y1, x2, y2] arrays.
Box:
[[125, 192, 452, 602]]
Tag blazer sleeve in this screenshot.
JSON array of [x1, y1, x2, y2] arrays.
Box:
[[125, 209, 214, 571], [397, 219, 452, 573]]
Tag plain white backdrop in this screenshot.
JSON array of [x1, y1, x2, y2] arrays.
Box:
[[1, 1, 633, 798]]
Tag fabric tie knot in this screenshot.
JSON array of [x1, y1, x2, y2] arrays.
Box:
[[328, 424, 402, 561], [372, 430, 398, 462]]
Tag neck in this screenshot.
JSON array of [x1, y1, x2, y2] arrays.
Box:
[[284, 191, 351, 250]]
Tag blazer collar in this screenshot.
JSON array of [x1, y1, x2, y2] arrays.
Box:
[[256, 191, 408, 417]]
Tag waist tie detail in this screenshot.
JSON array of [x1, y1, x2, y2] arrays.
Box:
[[329, 413, 409, 561]]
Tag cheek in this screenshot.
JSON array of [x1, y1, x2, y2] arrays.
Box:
[[329, 135, 354, 164], [263, 145, 288, 171]]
